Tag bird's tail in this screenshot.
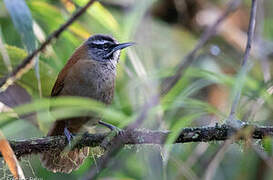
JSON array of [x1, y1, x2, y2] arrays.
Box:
[[40, 119, 89, 173], [40, 147, 89, 173]]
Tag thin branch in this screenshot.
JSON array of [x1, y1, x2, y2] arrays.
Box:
[[229, 0, 257, 117], [0, 0, 96, 91], [161, 0, 240, 95], [5, 124, 273, 159]]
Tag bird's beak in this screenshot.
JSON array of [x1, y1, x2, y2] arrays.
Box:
[[113, 42, 135, 51], [105, 42, 135, 58]]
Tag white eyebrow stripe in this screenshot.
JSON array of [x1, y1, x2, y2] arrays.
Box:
[[92, 40, 109, 45]]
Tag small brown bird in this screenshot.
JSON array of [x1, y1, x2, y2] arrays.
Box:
[[40, 34, 134, 173]]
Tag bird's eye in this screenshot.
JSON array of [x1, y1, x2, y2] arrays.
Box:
[[103, 44, 109, 49]]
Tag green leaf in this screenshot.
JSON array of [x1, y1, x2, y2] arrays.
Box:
[[0, 97, 128, 129], [0, 45, 56, 95], [262, 136, 273, 156], [74, 0, 120, 35], [165, 113, 202, 146], [4, 0, 36, 52], [29, 1, 90, 40], [4, 0, 41, 95], [0, 26, 12, 72]]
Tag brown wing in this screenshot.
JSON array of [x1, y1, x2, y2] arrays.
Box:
[[51, 44, 88, 96], [48, 44, 89, 136], [41, 44, 93, 174]]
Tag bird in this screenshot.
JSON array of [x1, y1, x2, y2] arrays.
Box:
[[40, 34, 134, 173]]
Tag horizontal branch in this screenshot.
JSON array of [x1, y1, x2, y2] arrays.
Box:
[[5, 124, 273, 158]]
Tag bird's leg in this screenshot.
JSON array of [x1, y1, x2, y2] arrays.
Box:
[[64, 122, 75, 147], [64, 127, 73, 144], [99, 120, 123, 149]]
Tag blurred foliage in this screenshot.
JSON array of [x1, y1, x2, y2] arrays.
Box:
[[0, 0, 273, 179]]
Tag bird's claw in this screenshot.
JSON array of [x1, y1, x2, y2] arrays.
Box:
[[99, 120, 121, 132], [99, 121, 123, 150]]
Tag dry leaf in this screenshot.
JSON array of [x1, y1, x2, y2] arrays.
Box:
[[0, 131, 25, 179]]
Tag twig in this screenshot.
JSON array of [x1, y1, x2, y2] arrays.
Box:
[[0, 0, 96, 91], [229, 0, 257, 117], [4, 124, 273, 159], [161, 0, 240, 95]]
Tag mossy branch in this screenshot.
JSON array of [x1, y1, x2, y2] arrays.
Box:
[[4, 124, 273, 159]]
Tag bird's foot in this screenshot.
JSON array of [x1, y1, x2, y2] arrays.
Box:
[[99, 121, 123, 150], [99, 120, 123, 135], [64, 127, 75, 147]]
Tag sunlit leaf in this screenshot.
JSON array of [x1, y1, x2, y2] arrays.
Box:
[[4, 0, 42, 96], [74, 0, 119, 35], [29, 1, 91, 39], [0, 45, 56, 95]]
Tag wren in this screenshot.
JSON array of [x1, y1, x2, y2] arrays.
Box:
[[40, 34, 134, 173]]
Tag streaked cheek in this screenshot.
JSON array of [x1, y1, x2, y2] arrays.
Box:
[[95, 49, 105, 57], [113, 50, 120, 61]]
